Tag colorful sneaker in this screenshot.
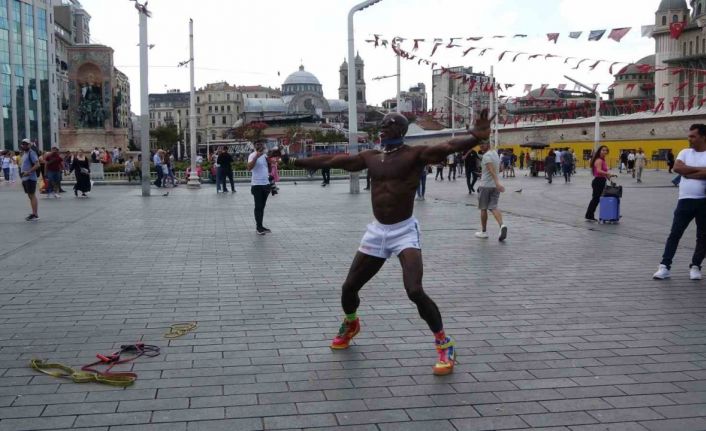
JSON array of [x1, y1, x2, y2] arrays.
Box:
[[330, 318, 360, 350], [433, 336, 456, 376]]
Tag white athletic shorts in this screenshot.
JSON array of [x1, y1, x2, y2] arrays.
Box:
[[358, 216, 421, 259]]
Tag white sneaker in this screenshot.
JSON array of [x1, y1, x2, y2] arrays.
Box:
[[690, 266, 702, 280], [475, 231, 489, 238], [498, 225, 508, 242], [653, 265, 671, 280]]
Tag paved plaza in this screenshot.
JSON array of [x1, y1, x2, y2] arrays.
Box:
[[1, 168, 705, 431]]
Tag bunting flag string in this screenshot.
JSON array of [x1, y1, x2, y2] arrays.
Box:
[[370, 36, 706, 79]]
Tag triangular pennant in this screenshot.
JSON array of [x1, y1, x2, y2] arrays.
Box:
[[641, 25, 654, 37], [466, 36, 483, 41], [569, 31, 582, 39], [524, 84, 533, 93], [513, 34, 527, 38], [626, 83, 636, 92], [608, 27, 631, 42], [446, 37, 462, 48], [539, 84, 549, 97], [430, 39, 443, 56], [589, 60, 602, 70], [512, 53, 525, 62], [588, 30, 606, 41], [462, 46, 476, 56], [677, 81, 690, 91], [547, 33, 559, 44], [557, 84, 567, 91], [498, 50, 510, 61], [412, 38, 424, 51]]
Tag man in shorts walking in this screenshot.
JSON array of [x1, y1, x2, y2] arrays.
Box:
[[19, 139, 40, 221], [475, 141, 507, 241]]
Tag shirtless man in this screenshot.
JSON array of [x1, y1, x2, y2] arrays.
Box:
[[294, 110, 493, 375]]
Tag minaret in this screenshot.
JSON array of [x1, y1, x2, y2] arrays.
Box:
[[354, 52, 366, 107], [338, 58, 348, 100]]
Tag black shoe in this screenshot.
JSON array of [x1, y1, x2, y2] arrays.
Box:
[[585, 217, 597, 222], [25, 214, 39, 221], [256, 228, 266, 235], [261, 227, 272, 233], [231, 190, 236, 193], [74, 189, 78, 197]]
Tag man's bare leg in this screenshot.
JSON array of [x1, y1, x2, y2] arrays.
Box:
[[480, 209, 488, 232], [490, 209, 503, 226], [398, 248, 455, 375], [331, 252, 385, 349]]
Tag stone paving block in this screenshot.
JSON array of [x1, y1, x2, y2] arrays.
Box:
[[451, 415, 529, 430], [588, 407, 665, 422], [639, 417, 706, 431], [473, 401, 547, 416], [539, 398, 612, 412], [0, 416, 77, 431], [263, 413, 337, 429], [336, 409, 409, 425], [185, 418, 263, 431], [42, 402, 117, 416], [377, 420, 457, 431], [73, 412, 151, 428], [520, 411, 597, 427]]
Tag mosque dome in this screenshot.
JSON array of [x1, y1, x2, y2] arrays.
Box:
[[657, 0, 688, 12], [283, 65, 321, 86]]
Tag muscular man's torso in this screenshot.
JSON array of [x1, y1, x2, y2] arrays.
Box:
[[361, 145, 424, 224]]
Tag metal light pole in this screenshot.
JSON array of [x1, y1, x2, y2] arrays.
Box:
[[445, 96, 471, 139], [347, 0, 383, 194], [187, 18, 200, 188], [396, 54, 401, 113], [565, 75, 601, 153], [135, 0, 151, 196]]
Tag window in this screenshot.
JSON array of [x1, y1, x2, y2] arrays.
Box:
[[211, 116, 215, 124], [673, 14, 679, 23], [690, 41, 693, 55], [208, 106, 212, 113], [227, 94, 230, 101], [227, 105, 231, 112], [208, 94, 212, 102], [222, 116, 226, 124], [197, 107, 200, 114], [211, 133, 215, 141], [197, 96, 200, 103]]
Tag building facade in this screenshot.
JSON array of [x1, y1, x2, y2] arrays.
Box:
[[196, 81, 242, 144], [0, 0, 55, 151], [432, 66, 491, 128], [237, 85, 280, 100], [382, 82, 427, 113], [651, 0, 706, 105]]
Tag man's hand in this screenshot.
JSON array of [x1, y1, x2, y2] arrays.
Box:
[[469, 109, 495, 141], [497, 184, 505, 193]]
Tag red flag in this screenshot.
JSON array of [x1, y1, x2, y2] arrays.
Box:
[[700, 98, 706, 108], [446, 37, 462, 48], [498, 50, 510, 61], [574, 58, 589, 69], [528, 54, 541, 59], [430, 39, 443, 56], [547, 33, 559, 44], [671, 67, 684, 75], [468, 80, 477, 92], [589, 60, 602, 70], [462, 46, 476, 56], [524, 84, 532, 93], [412, 38, 424, 51], [466, 36, 483, 41], [670, 21, 686, 39], [677, 81, 690, 91], [592, 83, 599, 92], [557, 84, 567, 91], [697, 82, 706, 90], [512, 53, 525, 62], [608, 27, 631, 42], [636, 64, 653, 73], [539, 84, 549, 96], [609, 62, 622, 74], [626, 83, 636, 93], [688, 95, 696, 110]]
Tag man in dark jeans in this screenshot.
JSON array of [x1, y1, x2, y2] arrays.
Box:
[[247, 140, 272, 235], [463, 148, 480, 194], [44, 147, 63, 198], [216, 146, 235, 193], [321, 167, 331, 187], [654, 124, 706, 280]]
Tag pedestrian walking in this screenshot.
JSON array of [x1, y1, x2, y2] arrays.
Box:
[[519, 151, 525, 170], [561, 148, 573, 183], [321, 166, 331, 186], [125, 156, 138, 182], [667, 150, 675, 173], [19, 139, 39, 221], [71, 150, 91, 197], [435, 162, 444, 181], [247, 140, 273, 235], [44, 147, 63, 198], [544, 150, 556, 184], [463, 148, 480, 194], [216, 146, 235, 192], [585, 145, 612, 222], [153, 150, 163, 187], [1, 151, 11, 182], [635, 148, 647, 183], [446, 153, 456, 180], [417, 164, 429, 200], [654, 124, 706, 280], [475, 141, 507, 241]]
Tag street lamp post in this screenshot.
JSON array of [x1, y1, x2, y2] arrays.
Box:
[[347, 0, 383, 194], [565, 75, 601, 153], [187, 19, 200, 188], [445, 96, 471, 139], [135, 0, 151, 196]]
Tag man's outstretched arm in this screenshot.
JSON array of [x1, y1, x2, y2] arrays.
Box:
[[418, 109, 494, 164], [294, 151, 369, 172]]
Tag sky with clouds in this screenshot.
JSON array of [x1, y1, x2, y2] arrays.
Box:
[[81, 0, 661, 114]]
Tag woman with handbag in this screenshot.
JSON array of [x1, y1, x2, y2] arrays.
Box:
[[585, 145, 612, 222], [71, 150, 91, 197]]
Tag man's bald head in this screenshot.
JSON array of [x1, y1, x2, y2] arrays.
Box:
[[380, 112, 409, 139]]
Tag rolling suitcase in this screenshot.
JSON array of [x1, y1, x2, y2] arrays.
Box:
[[599, 196, 620, 224]]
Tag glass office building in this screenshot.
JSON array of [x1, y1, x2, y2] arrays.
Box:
[[0, 0, 54, 151]]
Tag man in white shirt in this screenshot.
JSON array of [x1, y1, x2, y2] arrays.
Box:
[[475, 141, 507, 241], [152, 150, 163, 187], [654, 124, 706, 280], [446, 152, 456, 180], [627, 151, 636, 176], [634, 148, 647, 183], [247, 140, 272, 235]]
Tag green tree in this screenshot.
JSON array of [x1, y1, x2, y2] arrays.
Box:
[[149, 124, 181, 150]]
